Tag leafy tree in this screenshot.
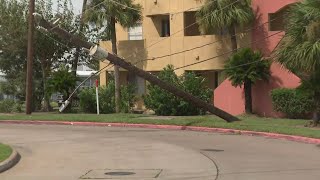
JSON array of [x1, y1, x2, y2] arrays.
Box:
[[273, 0, 320, 126], [196, 0, 254, 51], [0, 0, 89, 111], [144, 65, 180, 116], [79, 79, 136, 114], [35, 0, 75, 111], [225, 48, 271, 114], [0, 0, 40, 109], [85, 0, 142, 113], [47, 66, 77, 101], [144, 65, 213, 116]]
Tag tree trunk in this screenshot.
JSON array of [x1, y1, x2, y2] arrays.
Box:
[[72, 0, 87, 77], [229, 25, 238, 53], [110, 17, 121, 113], [40, 61, 52, 112], [313, 91, 320, 126], [38, 19, 241, 122], [244, 79, 252, 114]]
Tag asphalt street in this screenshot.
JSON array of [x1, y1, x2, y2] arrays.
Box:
[[0, 124, 319, 180]]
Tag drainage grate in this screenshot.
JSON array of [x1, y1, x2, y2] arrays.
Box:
[[105, 171, 136, 176], [201, 149, 224, 152], [81, 169, 162, 179]]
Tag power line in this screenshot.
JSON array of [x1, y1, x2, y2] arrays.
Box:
[[170, 0, 217, 17], [138, 17, 280, 64], [36, 27, 70, 48], [146, 0, 242, 50], [35, 0, 106, 18], [103, 16, 280, 71], [107, 0, 141, 12], [173, 31, 283, 71], [35, 1, 282, 80], [110, 0, 216, 16], [101, 0, 243, 69], [101, 0, 241, 64], [104, 30, 283, 75]]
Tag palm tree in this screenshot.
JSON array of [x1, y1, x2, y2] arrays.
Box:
[[274, 0, 320, 126], [196, 0, 254, 52], [225, 48, 271, 114], [85, 0, 142, 113]]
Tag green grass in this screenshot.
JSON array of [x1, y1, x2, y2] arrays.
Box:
[[0, 113, 319, 139], [0, 143, 12, 163]]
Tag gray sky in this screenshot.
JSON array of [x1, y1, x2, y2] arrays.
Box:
[[70, 0, 83, 14], [52, 0, 83, 14]]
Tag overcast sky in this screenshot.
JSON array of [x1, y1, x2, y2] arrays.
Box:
[[52, 0, 84, 14]]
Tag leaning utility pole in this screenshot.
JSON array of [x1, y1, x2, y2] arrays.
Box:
[[35, 14, 240, 123], [26, 0, 35, 114]]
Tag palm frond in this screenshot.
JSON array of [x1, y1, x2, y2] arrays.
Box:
[[196, 0, 254, 33], [274, 0, 320, 73]]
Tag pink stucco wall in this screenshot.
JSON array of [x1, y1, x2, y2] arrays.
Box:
[[214, 0, 301, 117]]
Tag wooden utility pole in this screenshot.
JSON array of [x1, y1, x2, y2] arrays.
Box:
[[35, 15, 240, 122], [110, 17, 121, 113], [26, 0, 35, 114]]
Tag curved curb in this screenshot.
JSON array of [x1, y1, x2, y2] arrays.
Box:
[[1, 120, 320, 145], [0, 147, 20, 173]]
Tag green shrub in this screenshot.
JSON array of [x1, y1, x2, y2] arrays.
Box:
[[12, 102, 22, 113], [144, 65, 213, 116], [79, 80, 136, 114], [271, 88, 315, 118], [120, 84, 136, 113], [0, 99, 15, 113]]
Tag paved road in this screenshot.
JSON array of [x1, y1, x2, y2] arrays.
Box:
[[0, 124, 319, 180]]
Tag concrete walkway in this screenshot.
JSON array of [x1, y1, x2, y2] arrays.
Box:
[[0, 124, 319, 180]]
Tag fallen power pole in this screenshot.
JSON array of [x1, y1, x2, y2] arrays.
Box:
[[34, 14, 240, 122]]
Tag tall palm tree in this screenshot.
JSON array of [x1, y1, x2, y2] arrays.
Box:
[[274, 0, 320, 126], [196, 0, 254, 52], [225, 48, 271, 114], [85, 0, 142, 113]]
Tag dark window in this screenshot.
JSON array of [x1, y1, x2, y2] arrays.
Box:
[[184, 11, 201, 36], [269, 5, 293, 31], [269, 13, 285, 31], [161, 18, 170, 37]]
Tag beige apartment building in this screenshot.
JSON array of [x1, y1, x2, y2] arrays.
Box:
[[99, 0, 250, 96]]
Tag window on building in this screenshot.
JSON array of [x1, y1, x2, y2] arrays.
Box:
[[184, 11, 201, 36], [161, 17, 170, 37], [150, 15, 170, 37], [269, 5, 293, 31], [269, 13, 285, 31], [128, 24, 143, 40]]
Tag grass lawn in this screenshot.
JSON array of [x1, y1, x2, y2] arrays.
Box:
[[0, 143, 12, 163], [0, 113, 319, 139]]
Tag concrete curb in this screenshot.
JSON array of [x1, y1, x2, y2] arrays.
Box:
[[0, 147, 20, 173], [1, 120, 320, 145]]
